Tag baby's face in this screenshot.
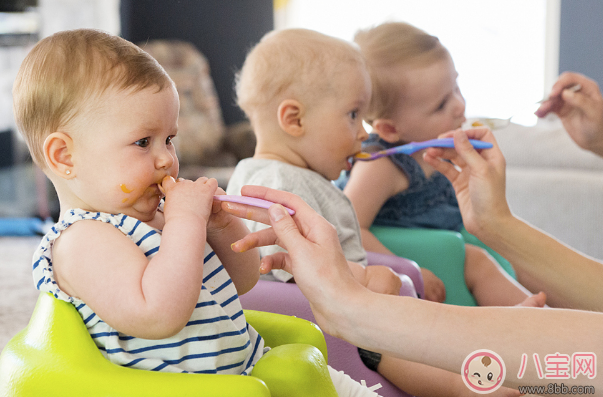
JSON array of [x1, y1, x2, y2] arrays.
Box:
[[299, 63, 371, 180], [69, 84, 180, 221], [389, 56, 466, 143]]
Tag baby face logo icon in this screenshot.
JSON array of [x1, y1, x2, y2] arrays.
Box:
[[462, 349, 506, 394]]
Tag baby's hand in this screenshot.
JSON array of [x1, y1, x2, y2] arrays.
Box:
[[420, 268, 446, 303], [206, 188, 240, 238], [364, 265, 403, 296], [160, 176, 217, 225]]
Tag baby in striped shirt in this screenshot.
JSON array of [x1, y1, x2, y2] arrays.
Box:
[[14, 28, 380, 396], [17, 27, 264, 376]]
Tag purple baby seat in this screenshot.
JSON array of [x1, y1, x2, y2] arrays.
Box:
[[240, 251, 423, 397]]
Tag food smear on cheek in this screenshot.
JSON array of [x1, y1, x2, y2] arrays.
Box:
[[121, 184, 133, 203]]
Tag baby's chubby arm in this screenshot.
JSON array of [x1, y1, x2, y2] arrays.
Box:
[[344, 158, 408, 255], [53, 176, 216, 340], [206, 189, 260, 296]]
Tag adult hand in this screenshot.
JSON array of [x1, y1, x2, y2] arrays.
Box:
[[225, 185, 365, 336], [535, 72, 603, 156], [423, 128, 512, 241]]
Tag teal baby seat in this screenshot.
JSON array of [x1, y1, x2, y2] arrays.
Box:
[[370, 226, 515, 307]]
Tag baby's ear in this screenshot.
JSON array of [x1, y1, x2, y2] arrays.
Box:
[[43, 132, 75, 179], [277, 99, 305, 137], [372, 119, 399, 144]]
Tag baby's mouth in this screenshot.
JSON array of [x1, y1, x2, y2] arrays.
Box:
[[157, 182, 164, 193], [457, 117, 467, 129], [156, 175, 176, 197]]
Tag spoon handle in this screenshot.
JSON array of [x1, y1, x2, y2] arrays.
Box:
[[410, 138, 493, 151], [537, 83, 581, 103], [213, 195, 296, 215], [356, 138, 492, 161]]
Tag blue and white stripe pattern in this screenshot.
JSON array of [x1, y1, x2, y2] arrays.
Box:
[[32, 207, 264, 374]]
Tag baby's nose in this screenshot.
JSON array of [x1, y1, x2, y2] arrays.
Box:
[[155, 148, 175, 170], [358, 124, 369, 141]]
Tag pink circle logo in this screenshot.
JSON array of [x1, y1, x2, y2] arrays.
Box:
[[462, 349, 506, 394]]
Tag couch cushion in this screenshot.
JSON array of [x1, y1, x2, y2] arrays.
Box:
[[493, 120, 603, 171]]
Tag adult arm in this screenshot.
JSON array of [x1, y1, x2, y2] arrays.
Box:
[[226, 185, 603, 390], [535, 72, 603, 156], [424, 128, 603, 310]]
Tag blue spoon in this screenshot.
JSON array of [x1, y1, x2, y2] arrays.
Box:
[[354, 138, 493, 161]]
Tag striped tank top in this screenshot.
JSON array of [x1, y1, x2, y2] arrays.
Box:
[[32, 207, 264, 374]]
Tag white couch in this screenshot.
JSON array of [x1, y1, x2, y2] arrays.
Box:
[[492, 119, 603, 260]]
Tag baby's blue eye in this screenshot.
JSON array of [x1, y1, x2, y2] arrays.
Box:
[[135, 137, 150, 147], [350, 110, 358, 120]]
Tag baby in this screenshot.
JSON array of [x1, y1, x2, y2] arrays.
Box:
[[228, 28, 400, 295], [227, 27, 523, 397], [341, 22, 546, 310], [15, 28, 379, 396]]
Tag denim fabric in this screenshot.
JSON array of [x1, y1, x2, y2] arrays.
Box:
[[340, 134, 464, 232]]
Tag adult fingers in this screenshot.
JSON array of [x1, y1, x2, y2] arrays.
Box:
[[231, 226, 278, 253], [240, 185, 306, 213], [259, 252, 291, 274], [423, 150, 461, 183], [534, 99, 555, 118], [221, 201, 271, 225], [265, 204, 308, 253], [426, 129, 488, 170], [537, 72, 600, 117], [535, 73, 577, 117], [549, 71, 584, 98], [561, 88, 603, 121], [548, 71, 599, 99], [237, 186, 344, 253], [452, 128, 492, 169], [239, 185, 325, 238]]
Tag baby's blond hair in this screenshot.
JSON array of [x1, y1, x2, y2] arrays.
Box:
[[235, 28, 365, 124], [13, 28, 173, 167], [354, 22, 450, 122]]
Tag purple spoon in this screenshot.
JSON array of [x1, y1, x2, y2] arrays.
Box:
[[354, 138, 493, 161], [213, 195, 296, 215]]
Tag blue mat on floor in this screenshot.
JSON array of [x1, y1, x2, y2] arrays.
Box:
[[0, 218, 54, 236]]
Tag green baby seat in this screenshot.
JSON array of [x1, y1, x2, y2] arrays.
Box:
[[370, 226, 515, 307], [0, 292, 337, 397]]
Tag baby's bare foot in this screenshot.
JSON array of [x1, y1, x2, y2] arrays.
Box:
[[516, 291, 547, 308]]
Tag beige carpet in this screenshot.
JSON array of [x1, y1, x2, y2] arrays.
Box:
[[0, 236, 41, 352]]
